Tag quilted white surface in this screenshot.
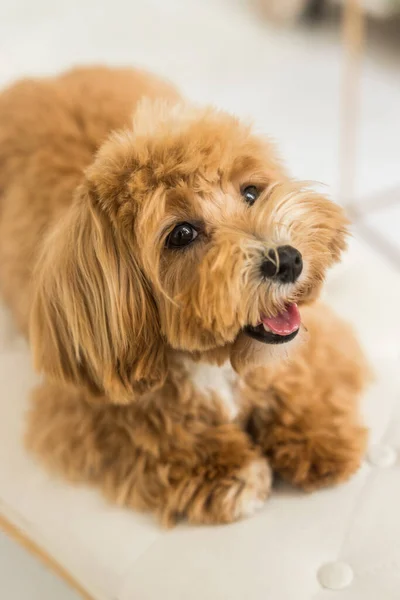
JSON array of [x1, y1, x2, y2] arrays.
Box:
[[0, 233, 400, 600]]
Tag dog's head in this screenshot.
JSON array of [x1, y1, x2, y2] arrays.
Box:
[[31, 100, 348, 402]]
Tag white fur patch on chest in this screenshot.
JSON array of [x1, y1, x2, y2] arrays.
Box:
[[184, 359, 239, 420]]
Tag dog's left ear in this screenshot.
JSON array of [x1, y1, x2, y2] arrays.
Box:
[[30, 182, 167, 403]]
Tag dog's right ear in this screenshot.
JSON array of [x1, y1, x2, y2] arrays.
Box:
[[29, 182, 167, 404]]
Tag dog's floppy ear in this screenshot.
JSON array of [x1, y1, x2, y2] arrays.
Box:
[[30, 183, 167, 403]]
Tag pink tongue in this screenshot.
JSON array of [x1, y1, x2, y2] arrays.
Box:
[[261, 303, 301, 335]]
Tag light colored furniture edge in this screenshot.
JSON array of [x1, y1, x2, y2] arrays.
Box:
[[0, 512, 94, 600]]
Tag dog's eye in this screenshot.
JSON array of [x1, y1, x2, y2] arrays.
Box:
[[241, 185, 260, 206], [166, 223, 198, 249]]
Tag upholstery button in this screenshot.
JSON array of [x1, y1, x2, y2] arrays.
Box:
[[317, 562, 353, 590], [367, 445, 396, 468]]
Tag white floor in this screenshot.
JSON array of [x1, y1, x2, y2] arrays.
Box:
[[0, 533, 79, 600], [0, 0, 399, 598]]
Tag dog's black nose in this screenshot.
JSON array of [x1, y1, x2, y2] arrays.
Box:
[[261, 245, 303, 284]]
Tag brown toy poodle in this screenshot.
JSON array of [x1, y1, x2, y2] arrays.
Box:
[[0, 66, 368, 526]]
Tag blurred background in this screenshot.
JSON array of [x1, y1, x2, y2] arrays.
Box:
[[0, 0, 399, 597]]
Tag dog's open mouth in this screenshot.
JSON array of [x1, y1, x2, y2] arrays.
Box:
[[244, 303, 301, 345]]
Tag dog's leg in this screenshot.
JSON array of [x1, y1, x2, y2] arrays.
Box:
[[245, 304, 369, 491], [26, 382, 271, 526]]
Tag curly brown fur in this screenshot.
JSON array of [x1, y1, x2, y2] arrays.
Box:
[[244, 303, 368, 489], [0, 67, 368, 525]]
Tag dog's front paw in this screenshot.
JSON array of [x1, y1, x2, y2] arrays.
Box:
[[162, 456, 272, 526], [226, 458, 272, 520], [264, 421, 367, 491]]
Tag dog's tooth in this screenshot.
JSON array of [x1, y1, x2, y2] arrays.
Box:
[[262, 323, 272, 333]]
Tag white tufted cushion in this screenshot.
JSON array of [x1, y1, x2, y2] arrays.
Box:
[[1, 232, 400, 600]]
